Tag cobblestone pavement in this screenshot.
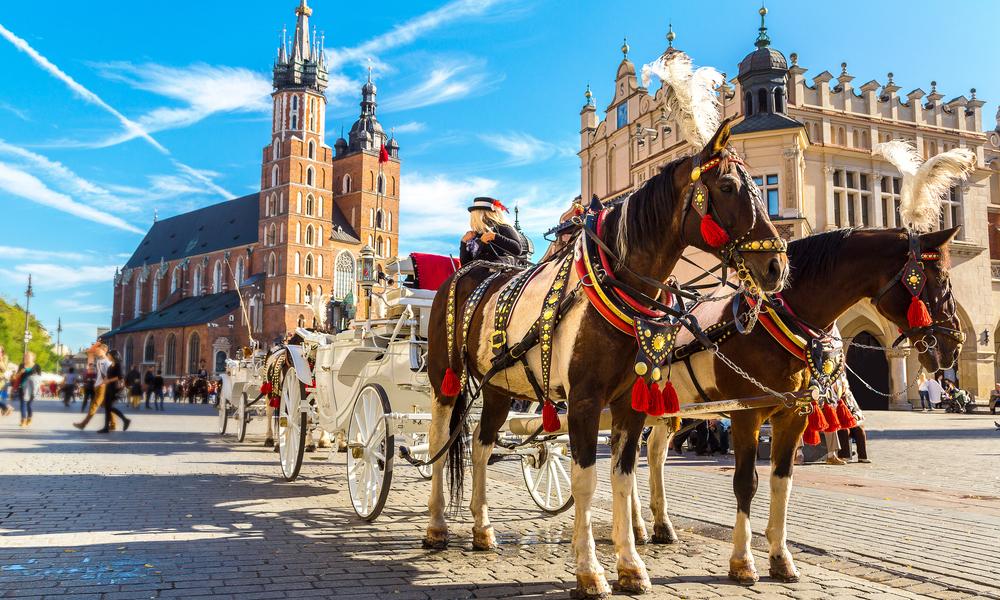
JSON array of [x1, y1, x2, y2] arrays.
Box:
[[1, 399, 998, 600]]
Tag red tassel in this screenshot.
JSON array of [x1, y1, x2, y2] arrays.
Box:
[[907, 295, 932, 328], [662, 380, 680, 414], [700, 214, 730, 248], [260, 382, 272, 395], [441, 368, 461, 397], [542, 400, 561, 432], [269, 396, 280, 409], [821, 402, 840, 433], [631, 377, 649, 413], [806, 402, 827, 433], [802, 428, 821, 446], [647, 383, 666, 416], [836, 399, 857, 429]]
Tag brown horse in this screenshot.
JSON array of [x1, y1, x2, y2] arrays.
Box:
[[641, 227, 964, 584], [422, 120, 790, 598]]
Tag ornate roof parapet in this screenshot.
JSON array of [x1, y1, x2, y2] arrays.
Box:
[[924, 81, 943, 109], [157, 257, 167, 279], [139, 263, 149, 282], [114, 267, 122, 286], [834, 62, 854, 94]]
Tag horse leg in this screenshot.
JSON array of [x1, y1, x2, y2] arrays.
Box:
[[568, 398, 612, 599], [765, 409, 805, 582], [646, 423, 678, 544], [630, 470, 649, 545], [609, 410, 652, 594], [423, 393, 454, 549], [728, 411, 762, 585], [470, 391, 508, 551], [264, 404, 275, 446]]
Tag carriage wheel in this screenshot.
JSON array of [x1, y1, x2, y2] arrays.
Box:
[[410, 433, 433, 480], [522, 442, 574, 514], [278, 369, 306, 482], [347, 384, 394, 521], [217, 393, 228, 436], [236, 392, 249, 443]]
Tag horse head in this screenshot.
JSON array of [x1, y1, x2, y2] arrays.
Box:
[[871, 227, 964, 374], [676, 118, 789, 294]]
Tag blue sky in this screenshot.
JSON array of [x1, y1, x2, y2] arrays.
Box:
[[1, 0, 997, 352]]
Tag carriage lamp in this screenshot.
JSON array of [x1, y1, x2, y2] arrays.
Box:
[[979, 329, 989, 346], [358, 244, 376, 290]]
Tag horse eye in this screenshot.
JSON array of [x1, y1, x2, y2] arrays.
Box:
[[719, 182, 735, 194]]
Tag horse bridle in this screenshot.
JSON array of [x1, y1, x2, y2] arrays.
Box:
[[682, 149, 787, 297], [872, 232, 965, 350]]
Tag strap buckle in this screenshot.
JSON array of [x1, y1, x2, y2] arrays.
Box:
[[491, 330, 507, 349]]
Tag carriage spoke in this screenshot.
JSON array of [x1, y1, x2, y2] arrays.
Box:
[[549, 459, 564, 505]]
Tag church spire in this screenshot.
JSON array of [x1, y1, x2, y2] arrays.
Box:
[[292, 0, 312, 61]]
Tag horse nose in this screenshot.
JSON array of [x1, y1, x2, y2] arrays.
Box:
[[766, 257, 782, 281]]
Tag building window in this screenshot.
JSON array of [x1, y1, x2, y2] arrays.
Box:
[[213, 261, 223, 293], [143, 335, 155, 363], [940, 187, 963, 238], [758, 88, 769, 114], [744, 91, 753, 117], [305, 224, 314, 246], [165, 334, 176, 375], [334, 252, 355, 300], [304, 254, 314, 276], [192, 268, 202, 297], [375, 237, 384, 258], [235, 257, 245, 287], [832, 169, 872, 227], [342, 174, 352, 194], [753, 174, 780, 216], [308, 140, 316, 159], [305, 194, 314, 215], [187, 333, 200, 374], [297, 314, 305, 328], [880, 176, 902, 227], [267, 253, 276, 277], [305, 284, 313, 304], [151, 277, 159, 311], [375, 209, 384, 230], [214, 351, 226, 373], [271, 165, 279, 188], [272, 138, 280, 160], [377, 173, 385, 195], [774, 88, 784, 113], [171, 268, 181, 293], [616, 102, 628, 129]]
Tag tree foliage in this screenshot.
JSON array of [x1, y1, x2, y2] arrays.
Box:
[[0, 297, 59, 372]]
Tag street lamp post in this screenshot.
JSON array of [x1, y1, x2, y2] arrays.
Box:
[[56, 317, 63, 359], [357, 245, 376, 322], [22, 274, 34, 357]]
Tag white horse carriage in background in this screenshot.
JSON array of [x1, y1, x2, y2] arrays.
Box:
[[218, 346, 267, 443]]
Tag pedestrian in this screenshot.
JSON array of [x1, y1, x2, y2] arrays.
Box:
[[62, 367, 78, 406], [0, 345, 13, 417], [837, 382, 870, 463], [153, 369, 165, 411], [143, 367, 155, 409], [926, 374, 945, 410], [126, 365, 142, 409], [917, 372, 932, 411], [97, 350, 130, 434], [75, 342, 113, 430], [16, 351, 42, 427], [81, 366, 96, 413]]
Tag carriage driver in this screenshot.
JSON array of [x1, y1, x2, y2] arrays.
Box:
[[460, 197, 528, 266]]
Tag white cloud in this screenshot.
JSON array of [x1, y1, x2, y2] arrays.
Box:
[[381, 59, 494, 112], [0, 245, 84, 261], [393, 121, 427, 134], [0, 162, 143, 234], [0, 101, 28, 121], [325, 0, 504, 69], [170, 160, 234, 199], [0, 23, 166, 153], [53, 299, 109, 313], [398, 173, 500, 253], [90, 62, 271, 148], [478, 132, 576, 166], [0, 263, 118, 291]]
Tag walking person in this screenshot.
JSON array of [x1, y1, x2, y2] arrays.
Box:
[[97, 350, 130, 434], [62, 367, 78, 406], [153, 370, 165, 411], [126, 365, 142, 409], [16, 351, 42, 427], [917, 372, 932, 411], [143, 367, 155, 409], [0, 345, 13, 417], [81, 367, 96, 413], [75, 343, 113, 430]]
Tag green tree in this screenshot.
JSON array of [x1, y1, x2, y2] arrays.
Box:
[[0, 297, 59, 372]]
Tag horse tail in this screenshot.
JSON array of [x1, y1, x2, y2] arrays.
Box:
[[447, 387, 469, 512]]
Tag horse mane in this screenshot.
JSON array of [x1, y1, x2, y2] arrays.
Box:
[[610, 158, 682, 264], [786, 228, 856, 283]]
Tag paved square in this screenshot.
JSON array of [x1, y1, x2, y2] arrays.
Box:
[[1, 399, 997, 599]]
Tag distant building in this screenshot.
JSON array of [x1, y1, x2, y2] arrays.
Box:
[[103, 0, 400, 381], [579, 9, 1000, 407]]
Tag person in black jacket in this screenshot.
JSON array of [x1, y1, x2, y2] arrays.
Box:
[[143, 367, 155, 409], [460, 197, 526, 266], [97, 350, 131, 434]]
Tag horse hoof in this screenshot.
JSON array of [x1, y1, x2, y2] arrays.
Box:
[[728, 560, 759, 586], [422, 528, 448, 550], [769, 556, 800, 583], [633, 527, 650, 546], [264, 438, 274, 448], [472, 526, 498, 551], [651, 524, 678, 544], [613, 567, 652, 594], [571, 572, 611, 599], [305, 444, 316, 453]]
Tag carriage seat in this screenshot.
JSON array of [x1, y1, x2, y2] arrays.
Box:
[[406, 253, 460, 291]]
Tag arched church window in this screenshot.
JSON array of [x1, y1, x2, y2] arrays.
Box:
[[342, 174, 352, 194], [375, 209, 384, 230], [744, 91, 753, 117], [213, 260, 223, 293], [774, 88, 784, 113], [267, 253, 276, 277], [305, 284, 313, 304], [308, 140, 315, 160], [306, 167, 314, 187], [305, 194, 314, 216], [334, 251, 355, 300], [305, 224, 314, 246], [305, 254, 314, 276], [272, 138, 280, 160], [377, 173, 385, 195], [758, 88, 769, 114], [271, 165, 279, 188]]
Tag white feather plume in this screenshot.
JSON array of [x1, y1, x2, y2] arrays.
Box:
[[642, 51, 723, 148], [873, 140, 977, 231], [308, 293, 328, 330]]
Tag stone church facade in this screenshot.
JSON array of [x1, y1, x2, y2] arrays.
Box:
[[104, 0, 400, 381]]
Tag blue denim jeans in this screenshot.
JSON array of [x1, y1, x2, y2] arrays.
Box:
[[919, 390, 931, 410], [19, 378, 36, 419]]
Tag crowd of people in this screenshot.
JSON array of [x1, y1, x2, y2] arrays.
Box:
[[917, 372, 975, 413]]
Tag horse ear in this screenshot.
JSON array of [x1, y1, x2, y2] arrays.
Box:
[[703, 116, 736, 157], [918, 226, 960, 251]]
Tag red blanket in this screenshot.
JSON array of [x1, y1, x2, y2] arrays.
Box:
[[410, 253, 460, 291]]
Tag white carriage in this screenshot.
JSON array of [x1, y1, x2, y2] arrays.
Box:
[[218, 347, 268, 443]]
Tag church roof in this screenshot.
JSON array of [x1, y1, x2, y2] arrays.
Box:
[[329, 203, 360, 243], [103, 291, 241, 337], [123, 193, 259, 269], [731, 112, 803, 135]]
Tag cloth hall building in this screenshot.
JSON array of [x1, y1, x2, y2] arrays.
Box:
[[580, 10, 1000, 409], [104, 0, 400, 380]]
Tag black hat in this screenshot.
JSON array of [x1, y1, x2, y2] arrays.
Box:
[[468, 197, 508, 213]]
